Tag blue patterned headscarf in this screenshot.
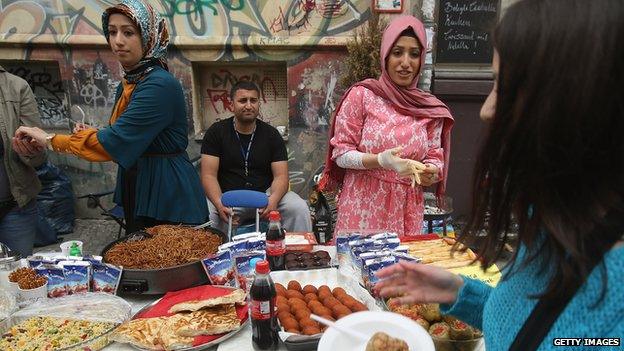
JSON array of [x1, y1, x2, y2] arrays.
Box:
[[102, 0, 169, 83]]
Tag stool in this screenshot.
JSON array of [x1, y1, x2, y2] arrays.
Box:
[[221, 190, 268, 240], [423, 194, 453, 236], [424, 213, 451, 236]]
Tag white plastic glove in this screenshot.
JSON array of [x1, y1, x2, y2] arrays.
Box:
[[377, 147, 412, 175], [406, 160, 428, 187]]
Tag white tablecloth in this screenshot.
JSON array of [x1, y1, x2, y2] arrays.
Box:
[[101, 244, 485, 351]]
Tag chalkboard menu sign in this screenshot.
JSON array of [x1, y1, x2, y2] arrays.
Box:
[[436, 0, 499, 64]]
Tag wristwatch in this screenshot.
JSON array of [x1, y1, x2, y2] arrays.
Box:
[[45, 133, 56, 151]]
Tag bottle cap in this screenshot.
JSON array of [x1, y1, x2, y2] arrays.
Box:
[[255, 260, 270, 274], [249, 257, 262, 270], [268, 211, 281, 222]]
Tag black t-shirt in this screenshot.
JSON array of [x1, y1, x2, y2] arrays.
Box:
[[201, 117, 287, 193]]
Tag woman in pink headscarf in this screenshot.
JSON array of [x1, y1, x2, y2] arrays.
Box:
[[320, 16, 453, 237]]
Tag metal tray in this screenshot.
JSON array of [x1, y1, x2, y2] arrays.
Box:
[[101, 226, 227, 295], [271, 268, 381, 351], [129, 287, 249, 350], [282, 333, 322, 351]]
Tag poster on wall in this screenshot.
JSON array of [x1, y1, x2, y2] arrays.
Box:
[[435, 0, 500, 64], [373, 0, 404, 13]]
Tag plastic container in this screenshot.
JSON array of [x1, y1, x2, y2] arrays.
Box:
[[60, 240, 83, 256], [431, 335, 484, 351], [0, 292, 131, 351], [17, 282, 48, 304], [0, 243, 21, 291], [285, 232, 317, 252], [0, 289, 17, 321], [7, 281, 19, 294]]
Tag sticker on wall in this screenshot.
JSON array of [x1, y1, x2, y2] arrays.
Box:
[[373, 0, 404, 13]]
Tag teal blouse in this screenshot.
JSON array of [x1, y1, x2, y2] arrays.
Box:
[[97, 67, 207, 224]]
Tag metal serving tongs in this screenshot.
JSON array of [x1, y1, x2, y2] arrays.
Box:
[[69, 105, 87, 131], [192, 220, 214, 230], [125, 230, 153, 242]]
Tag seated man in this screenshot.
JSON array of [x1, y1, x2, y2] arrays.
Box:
[[200, 81, 312, 234]]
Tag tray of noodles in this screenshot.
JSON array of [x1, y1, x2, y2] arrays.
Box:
[[101, 225, 225, 294], [110, 285, 248, 350]]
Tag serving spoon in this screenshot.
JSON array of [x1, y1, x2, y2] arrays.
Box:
[[310, 313, 369, 343]]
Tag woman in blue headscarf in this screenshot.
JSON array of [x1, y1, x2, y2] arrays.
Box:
[[17, 0, 208, 233]]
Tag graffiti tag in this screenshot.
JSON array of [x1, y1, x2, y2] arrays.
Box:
[[162, 0, 244, 16]]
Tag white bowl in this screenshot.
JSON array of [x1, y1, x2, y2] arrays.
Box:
[[318, 311, 434, 351], [18, 282, 48, 303], [60, 240, 83, 256], [7, 281, 19, 294]]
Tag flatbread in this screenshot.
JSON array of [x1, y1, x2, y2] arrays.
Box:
[[110, 317, 167, 350], [159, 317, 194, 350], [111, 315, 193, 350], [112, 305, 241, 350], [168, 288, 246, 313], [173, 305, 240, 337], [405, 239, 476, 268]]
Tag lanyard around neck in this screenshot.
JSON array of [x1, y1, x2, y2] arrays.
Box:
[[233, 119, 256, 177]]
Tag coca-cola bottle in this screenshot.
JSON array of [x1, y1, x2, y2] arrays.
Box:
[[250, 260, 279, 350], [266, 211, 285, 271]]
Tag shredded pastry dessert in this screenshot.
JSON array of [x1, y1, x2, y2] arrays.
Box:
[[104, 225, 221, 269]]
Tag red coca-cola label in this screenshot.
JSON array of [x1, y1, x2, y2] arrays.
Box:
[[266, 239, 285, 256], [251, 298, 275, 320]]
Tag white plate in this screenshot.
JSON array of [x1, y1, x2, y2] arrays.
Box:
[[318, 311, 434, 351]]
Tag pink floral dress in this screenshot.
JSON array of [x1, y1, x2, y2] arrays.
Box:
[[330, 86, 444, 237]]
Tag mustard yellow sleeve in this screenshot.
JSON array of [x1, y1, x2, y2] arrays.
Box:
[[51, 129, 112, 162]]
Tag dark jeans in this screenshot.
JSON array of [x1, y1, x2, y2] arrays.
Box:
[[0, 199, 37, 257]]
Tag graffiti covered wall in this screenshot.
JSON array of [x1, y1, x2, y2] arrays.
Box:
[[0, 0, 418, 217]]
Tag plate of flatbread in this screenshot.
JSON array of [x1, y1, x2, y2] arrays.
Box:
[[403, 237, 477, 269], [111, 286, 248, 350]]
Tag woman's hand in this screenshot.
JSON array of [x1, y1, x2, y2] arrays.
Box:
[[72, 122, 93, 134], [402, 160, 427, 186], [419, 164, 440, 187], [377, 147, 412, 175], [15, 126, 49, 147], [374, 260, 463, 305]]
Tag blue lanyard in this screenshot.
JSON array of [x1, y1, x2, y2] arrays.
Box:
[[233, 120, 256, 177]]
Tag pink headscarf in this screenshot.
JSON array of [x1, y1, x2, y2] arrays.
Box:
[[320, 16, 454, 202]]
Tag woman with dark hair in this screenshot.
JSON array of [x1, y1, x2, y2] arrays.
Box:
[[320, 16, 454, 237], [375, 0, 624, 348], [16, 0, 207, 233]]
